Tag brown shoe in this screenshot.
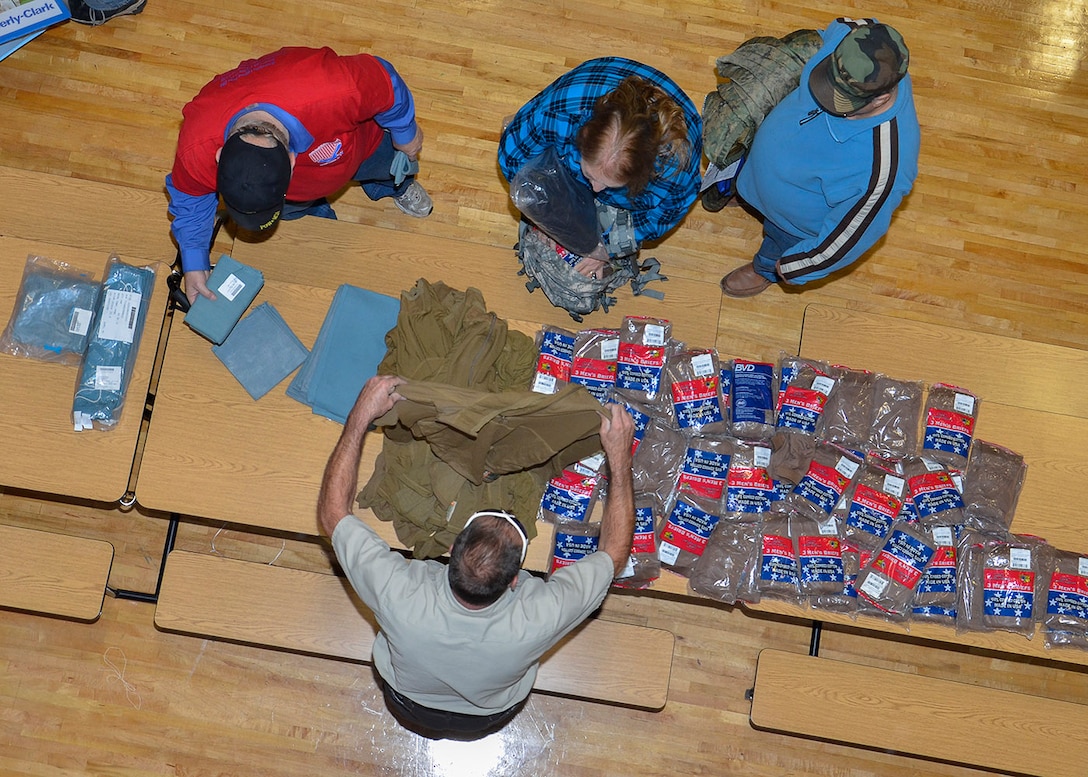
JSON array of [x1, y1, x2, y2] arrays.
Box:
[[720, 264, 773, 298]]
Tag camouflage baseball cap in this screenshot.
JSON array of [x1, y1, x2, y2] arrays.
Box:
[[809, 23, 909, 116]]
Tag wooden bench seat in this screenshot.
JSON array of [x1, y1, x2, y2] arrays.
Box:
[[154, 550, 674, 710], [0, 523, 114, 621], [749, 648, 1088, 777]]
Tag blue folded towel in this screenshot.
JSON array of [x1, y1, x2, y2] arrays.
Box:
[[212, 302, 309, 401], [185, 255, 264, 344], [287, 284, 400, 424]]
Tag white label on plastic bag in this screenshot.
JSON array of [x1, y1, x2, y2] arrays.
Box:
[[644, 324, 666, 347], [691, 353, 715, 377], [922, 457, 943, 472], [69, 308, 93, 336], [619, 555, 636, 579], [883, 474, 905, 498], [1079, 557, 1088, 577], [94, 365, 123, 391], [217, 273, 246, 302], [754, 446, 772, 469], [951, 473, 964, 492], [658, 541, 680, 565], [859, 571, 890, 599], [812, 376, 836, 396], [932, 526, 954, 546], [819, 518, 838, 536], [1010, 547, 1032, 570], [835, 456, 860, 479], [574, 452, 605, 475], [97, 289, 141, 344], [954, 393, 976, 415], [532, 372, 557, 394], [601, 338, 619, 361]]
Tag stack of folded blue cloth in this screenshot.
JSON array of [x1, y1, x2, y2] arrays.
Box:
[[287, 284, 401, 424]]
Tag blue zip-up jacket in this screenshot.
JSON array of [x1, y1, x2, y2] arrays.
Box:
[[737, 18, 920, 284]]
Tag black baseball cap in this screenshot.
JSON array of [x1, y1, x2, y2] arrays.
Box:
[[217, 131, 292, 232]]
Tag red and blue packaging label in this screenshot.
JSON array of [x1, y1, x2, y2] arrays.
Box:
[[846, 483, 903, 541], [672, 375, 725, 430], [759, 534, 800, 586], [725, 465, 775, 515], [983, 568, 1035, 618], [794, 461, 852, 515], [923, 408, 975, 460], [676, 447, 732, 500], [552, 530, 600, 572], [870, 529, 935, 589], [799, 535, 845, 585], [660, 499, 720, 555], [907, 470, 965, 518], [617, 342, 667, 397], [1047, 572, 1088, 618]]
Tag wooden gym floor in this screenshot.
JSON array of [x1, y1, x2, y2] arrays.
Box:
[[1, 0, 1086, 775]]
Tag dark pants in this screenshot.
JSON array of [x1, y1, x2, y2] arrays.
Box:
[[375, 669, 525, 741], [352, 130, 412, 202]]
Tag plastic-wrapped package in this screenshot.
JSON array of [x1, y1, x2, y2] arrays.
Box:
[[767, 431, 816, 487], [922, 383, 979, 470], [72, 257, 156, 431], [530, 325, 577, 394], [775, 355, 835, 438], [549, 519, 601, 575], [688, 520, 762, 604], [817, 366, 875, 454], [569, 328, 619, 404], [957, 531, 1051, 639], [615, 493, 662, 589], [868, 374, 924, 457], [795, 513, 845, 599], [658, 491, 722, 577], [632, 418, 686, 508], [510, 147, 600, 256], [910, 520, 962, 624], [619, 397, 654, 456], [1042, 550, 1088, 651], [538, 464, 601, 523], [673, 435, 735, 503], [663, 348, 729, 436], [811, 537, 863, 615], [781, 441, 862, 523], [729, 358, 777, 440], [961, 440, 1026, 533], [855, 520, 937, 616], [1, 254, 101, 365], [746, 511, 802, 604], [614, 316, 672, 403], [722, 441, 775, 520], [837, 460, 906, 553], [901, 456, 965, 529]]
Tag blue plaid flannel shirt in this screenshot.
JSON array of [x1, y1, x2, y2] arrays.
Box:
[[498, 57, 702, 245]]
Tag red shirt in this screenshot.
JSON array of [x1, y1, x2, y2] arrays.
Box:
[[170, 47, 394, 202]]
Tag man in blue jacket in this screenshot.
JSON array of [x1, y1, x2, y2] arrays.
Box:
[[722, 18, 920, 297]]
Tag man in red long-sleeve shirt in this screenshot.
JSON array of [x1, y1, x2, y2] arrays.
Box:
[[167, 47, 432, 304]]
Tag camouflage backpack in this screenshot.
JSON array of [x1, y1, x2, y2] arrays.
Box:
[[515, 216, 666, 323]]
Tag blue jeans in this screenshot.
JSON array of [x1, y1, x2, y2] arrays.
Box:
[[752, 219, 800, 282], [353, 130, 413, 201]]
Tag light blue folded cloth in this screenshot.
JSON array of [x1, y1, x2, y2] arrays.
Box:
[[212, 302, 309, 401], [287, 284, 400, 424], [185, 255, 265, 344]]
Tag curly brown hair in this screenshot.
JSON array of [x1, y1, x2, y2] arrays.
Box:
[[576, 75, 691, 196]]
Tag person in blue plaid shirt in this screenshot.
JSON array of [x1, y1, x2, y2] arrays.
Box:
[[499, 57, 702, 280]]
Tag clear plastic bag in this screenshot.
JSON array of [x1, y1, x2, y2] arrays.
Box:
[[663, 348, 729, 437], [775, 355, 834, 438], [957, 531, 1051, 639], [510, 147, 600, 255], [72, 257, 156, 431], [961, 439, 1026, 533], [658, 490, 722, 577], [688, 520, 762, 604], [836, 459, 906, 553], [816, 366, 875, 453], [1042, 549, 1088, 651], [781, 441, 862, 524], [746, 511, 802, 605], [922, 383, 979, 470], [549, 518, 601, 575], [868, 374, 924, 457], [615, 492, 662, 589], [569, 328, 619, 405], [614, 316, 673, 404], [530, 325, 577, 395], [1, 254, 101, 365], [855, 520, 937, 617]]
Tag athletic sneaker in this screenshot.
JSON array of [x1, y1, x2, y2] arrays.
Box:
[[392, 181, 433, 218], [68, 0, 147, 25]]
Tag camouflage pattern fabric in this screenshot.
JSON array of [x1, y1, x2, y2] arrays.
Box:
[[702, 29, 823, 168]]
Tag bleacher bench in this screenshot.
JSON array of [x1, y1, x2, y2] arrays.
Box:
[[154, 550, 674, 710], [0, 523, 114, 621], [749, 648, 1088, 777]]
